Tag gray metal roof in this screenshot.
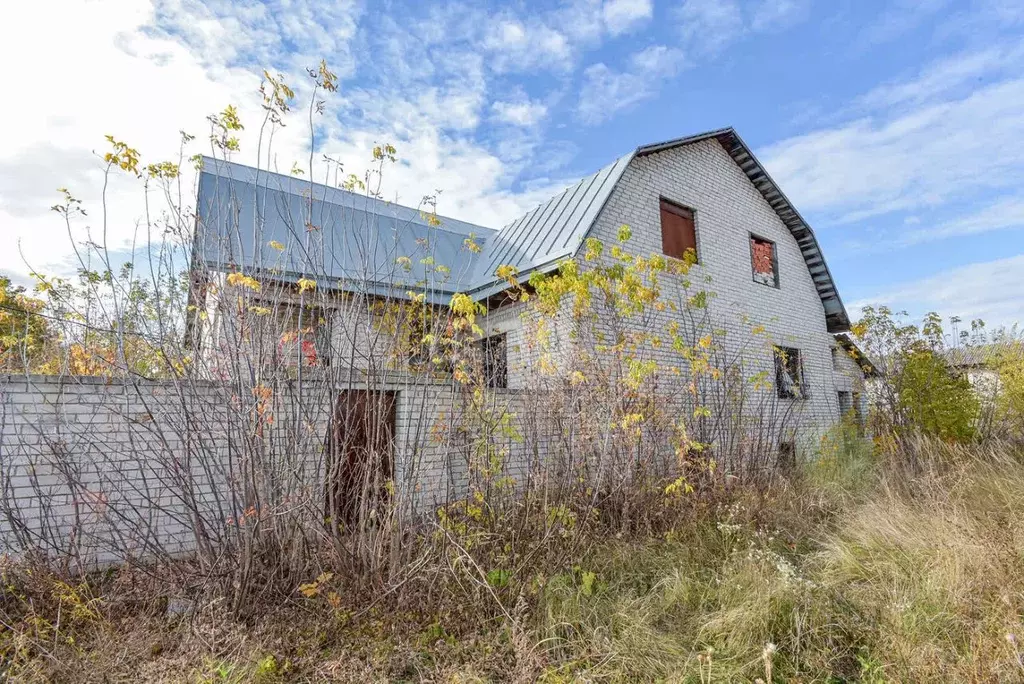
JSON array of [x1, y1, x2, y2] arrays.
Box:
[[472, 155, 631, 283], [197, 128, 850, 333], [196, 157, 497, 304]]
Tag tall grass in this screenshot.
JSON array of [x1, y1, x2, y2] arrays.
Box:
[[4, 437, 1024, 682], [534, 438, 1024, 682]]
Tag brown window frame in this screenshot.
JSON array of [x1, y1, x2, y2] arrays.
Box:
[[749, 233, 779, 288], [659, 197, 698, 263]]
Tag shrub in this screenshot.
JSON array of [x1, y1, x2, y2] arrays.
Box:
[[898, 347, 978, 441]]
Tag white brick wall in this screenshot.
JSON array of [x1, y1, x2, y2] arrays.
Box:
[[0, 373, 514, 558], [577, 139, 854, 455], [2, 139, 866, 563], [0, 374, 335, 563]]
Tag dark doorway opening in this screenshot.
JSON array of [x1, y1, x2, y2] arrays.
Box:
[[326, 390, 397, 527]]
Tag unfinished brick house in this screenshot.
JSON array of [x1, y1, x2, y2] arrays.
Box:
[[190, 127, 871, 505]]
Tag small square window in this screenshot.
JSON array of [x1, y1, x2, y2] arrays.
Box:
[[774, 346, 807, 399], [660, 198, 697, 263], [750, 235, 778, 287]]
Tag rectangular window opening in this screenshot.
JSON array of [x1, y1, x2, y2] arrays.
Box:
[[778, 440, 796, 472], [774, 346, 807, 399], [838, 390, 853, 419], [831, 346, 841, 371], [853, 391, 866, 436], [660, 198, 697, 263], [480, 333, 508, 389], [750, 234, 778, 287], [260, 301, 331, 368]]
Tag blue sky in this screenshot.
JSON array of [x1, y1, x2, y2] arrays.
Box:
[[2, 0, 1023, 331]]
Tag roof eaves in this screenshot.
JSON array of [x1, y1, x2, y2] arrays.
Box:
[[835, 334, 880, 377]]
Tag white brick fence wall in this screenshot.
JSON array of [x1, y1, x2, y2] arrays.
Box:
[[0, 373, 561, 566]]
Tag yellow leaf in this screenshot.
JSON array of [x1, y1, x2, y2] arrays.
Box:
[[297, 277, 316, 293], [268, 240, 285, 251], [226, 272, 261, 291]]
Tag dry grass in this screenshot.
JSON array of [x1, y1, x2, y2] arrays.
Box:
[[4, 439, 1024, 682]]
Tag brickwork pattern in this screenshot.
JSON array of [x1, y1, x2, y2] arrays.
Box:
[[581, 139, 853, 455]]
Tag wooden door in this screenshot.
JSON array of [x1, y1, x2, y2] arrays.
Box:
[[326, 390, 396, 527]]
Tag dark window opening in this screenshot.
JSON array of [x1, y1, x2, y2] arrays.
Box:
[[774, 346, 807, 399], [405, 310, 453, 374], [853, 391, 866, 436], [750, 235, 779, 287], [480, 333, 508, 389], [778, 440, 796, 472], [838, 390, 853, 419], [660, 198, 697, 263], [831, 346, 841, 370]]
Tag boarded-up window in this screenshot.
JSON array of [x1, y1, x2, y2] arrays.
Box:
[[774, 346, 807, 399], [750, 235, 778, 287], [660, 199, 697, 262]]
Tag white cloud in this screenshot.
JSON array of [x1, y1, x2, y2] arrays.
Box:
[[576, 45, 687, 124], [761, 73, 1024, 222], [483, 19, 574, 73], [146, 0, 361, 75], [749, 0, 809, 32], [898, 198, 1024, 247], [858, 0, 952, 46], [0, 0, 271, 283], [602, 0, 654, 36], [0, 0, 591, 288], [672, 0, 807, 58], [853, 254, 1024, 330], [856, 44, 1024, 111], [492, 99, 549, 127], [675, 0, 743, 56]]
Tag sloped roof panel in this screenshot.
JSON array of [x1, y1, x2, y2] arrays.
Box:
[[473, 154, 631, 281], [197, 158, 495, 303]]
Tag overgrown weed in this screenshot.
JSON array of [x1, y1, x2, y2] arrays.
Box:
[[4, 437, 1024, 682]]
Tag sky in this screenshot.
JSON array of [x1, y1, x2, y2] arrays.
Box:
[[1, 0, 1023, 332]]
